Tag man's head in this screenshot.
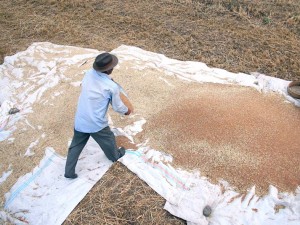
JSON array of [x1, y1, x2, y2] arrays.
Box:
[[93, 52, 118, 74]]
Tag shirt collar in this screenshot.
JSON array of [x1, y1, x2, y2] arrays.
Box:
[[94, 69, 112, 80]]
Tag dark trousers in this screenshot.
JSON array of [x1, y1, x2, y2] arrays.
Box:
[[65, 126, 125, 177]]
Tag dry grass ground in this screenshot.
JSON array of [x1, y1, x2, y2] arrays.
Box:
[[63, 162, 185, 225], [0, 0, 300, 80], [1, 0, 300, 224]]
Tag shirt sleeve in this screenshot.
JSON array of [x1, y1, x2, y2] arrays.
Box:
[[110, 86, 128, 115], [115, 81, 128, 97]]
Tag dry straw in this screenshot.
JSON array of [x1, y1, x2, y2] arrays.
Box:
[[0, 0, 299, 80], [63, 162, 185, 225]]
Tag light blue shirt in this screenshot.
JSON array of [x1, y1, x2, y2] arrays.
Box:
[[74, 69, 128, 133]]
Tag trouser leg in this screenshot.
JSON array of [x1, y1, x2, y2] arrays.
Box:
[[91, 126, 125, 162], [65, 129, 90, 176]]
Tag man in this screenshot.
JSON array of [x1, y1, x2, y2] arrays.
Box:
[[64, 52, 133, 179]]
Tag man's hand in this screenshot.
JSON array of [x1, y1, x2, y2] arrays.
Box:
[[125, 109, 131, 115], [120, 92, 134, 115]]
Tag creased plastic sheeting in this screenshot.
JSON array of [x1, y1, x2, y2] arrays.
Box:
[[112, 45, 300, 107], [3, 137, 113, 225], [0, 42, 100, 142], [120, 148, 300, 225]]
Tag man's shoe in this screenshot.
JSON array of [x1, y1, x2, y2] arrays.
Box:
[[118, 147, 126, 158], [64, 173, 78, 179]]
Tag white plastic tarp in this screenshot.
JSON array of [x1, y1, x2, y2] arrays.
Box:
[[3, 138, 112, 225]]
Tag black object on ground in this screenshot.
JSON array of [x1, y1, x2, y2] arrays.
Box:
[[203, 205, 212, 217], [8, 107, 20, 115], [287, 81, 300, 99]]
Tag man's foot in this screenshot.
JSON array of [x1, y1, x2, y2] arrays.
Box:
[[64, 173, 78, 179], [118, 147, 126, 158]]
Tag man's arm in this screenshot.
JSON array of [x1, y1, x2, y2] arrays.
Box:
[[120, 92, 134, 115]]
